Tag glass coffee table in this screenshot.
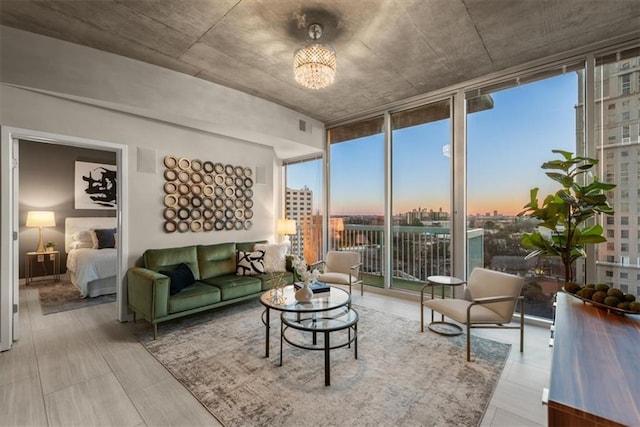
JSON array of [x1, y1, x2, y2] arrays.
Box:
[[260, 284, 351, 358], [280, 307, 358, 386]]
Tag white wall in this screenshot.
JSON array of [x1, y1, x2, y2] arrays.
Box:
[[0, 25, 327, 260], [0, 26, 326, 342], [0, 26, 325, 159]]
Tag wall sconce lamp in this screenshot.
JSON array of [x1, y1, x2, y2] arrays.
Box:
[[26, 211, 56, 253]]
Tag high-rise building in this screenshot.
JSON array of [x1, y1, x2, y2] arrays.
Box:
[[285, 186, 313, 258], [583, 55, 640, 297]]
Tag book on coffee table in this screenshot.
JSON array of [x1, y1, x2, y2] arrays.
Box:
[[294, 281, 330, 293]]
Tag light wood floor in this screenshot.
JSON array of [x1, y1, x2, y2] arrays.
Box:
[[1, 284, 550, 426]]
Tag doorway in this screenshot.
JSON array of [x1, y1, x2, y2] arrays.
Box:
[[1, 127, 129, 352]]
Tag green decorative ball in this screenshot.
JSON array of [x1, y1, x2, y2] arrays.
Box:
[[624, 294, 636, 303], [629, 302, 640, 313], [607, 288, 624, 299], [576, 288, 595, 299], [564, 282, 581, 294], [592, 291, 607, 303], [617, 302, 631, 310], [604, 296, 621, 307], [594, 284, 610, 293]]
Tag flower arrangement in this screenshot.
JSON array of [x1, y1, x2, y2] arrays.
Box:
[[292, 255, 319, 285], [267, 271, 287, 304]]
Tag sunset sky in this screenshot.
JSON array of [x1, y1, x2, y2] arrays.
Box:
[[288, 72, 579, 217]]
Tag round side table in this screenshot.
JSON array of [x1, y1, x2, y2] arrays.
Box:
[[421, 275, 466, 336]]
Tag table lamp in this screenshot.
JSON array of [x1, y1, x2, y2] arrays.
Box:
[[276, 218, 297, 247], [26, 211, 56, 253]]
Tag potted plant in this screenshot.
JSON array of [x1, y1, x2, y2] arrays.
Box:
[[517, 150, 615, 285], [45, 241, 56, 252]]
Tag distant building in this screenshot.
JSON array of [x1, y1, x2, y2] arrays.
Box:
[[578, 56, 640, 297], [285, 186, 313, 257]]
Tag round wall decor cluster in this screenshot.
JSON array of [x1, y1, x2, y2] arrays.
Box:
[[162, 155, 254, 233]]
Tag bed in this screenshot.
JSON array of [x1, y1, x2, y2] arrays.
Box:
[[65, 217, 118, 298]]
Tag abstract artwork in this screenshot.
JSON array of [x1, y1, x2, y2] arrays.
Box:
[[162, 156, 253, 233], [74, 161, 117, 209]]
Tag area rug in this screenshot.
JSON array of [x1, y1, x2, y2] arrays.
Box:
[[139, 300, 510, 427], [36, 280, 116, 315]]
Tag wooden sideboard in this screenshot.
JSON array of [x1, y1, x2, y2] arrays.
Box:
[[548, 292, 640, 426]]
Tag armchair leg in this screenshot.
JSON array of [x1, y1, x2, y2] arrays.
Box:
[[360, 281, 363, 296], [153, 323, 157, 340], [466, 322, 471, 362], [520, 300, 525, 353]]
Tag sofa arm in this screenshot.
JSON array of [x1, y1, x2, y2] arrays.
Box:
[[127, 267, 170, 321]]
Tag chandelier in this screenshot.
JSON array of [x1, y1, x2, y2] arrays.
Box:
[[293, 23, 336, 90]]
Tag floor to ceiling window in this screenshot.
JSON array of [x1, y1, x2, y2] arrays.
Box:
[[307, 40, 639, 321], [390, 100, 451, 290], [328, 117, 385, 286], [593, 48, 640, 299], [284, 157, 323, 262], [466, 71, 581, 319]]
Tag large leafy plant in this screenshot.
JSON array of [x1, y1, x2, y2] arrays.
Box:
[[518, 150, 615, 284]]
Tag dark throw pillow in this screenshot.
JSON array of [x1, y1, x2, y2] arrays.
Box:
[[160, 263, 195, 295], [236, 250, 265, 276], [94, 228, 117, 249]]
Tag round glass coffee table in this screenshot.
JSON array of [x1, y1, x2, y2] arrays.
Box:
[[260, 284, 350, 358], [421, 275, 466, 336]]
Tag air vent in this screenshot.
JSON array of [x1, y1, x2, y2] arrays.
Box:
[[299, 119, 311, 133]]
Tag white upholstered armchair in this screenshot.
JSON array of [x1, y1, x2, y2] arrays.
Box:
[[312, 251, 363, 295], [421, 268, 525, 361]]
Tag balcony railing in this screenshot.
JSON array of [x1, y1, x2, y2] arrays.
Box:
[[328, 224, 484, 292], [315, 223, 556, 319]]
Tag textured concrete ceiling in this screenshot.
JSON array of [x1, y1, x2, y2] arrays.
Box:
[[2, 0, 640, 124]]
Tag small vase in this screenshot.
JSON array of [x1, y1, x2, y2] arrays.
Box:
[[295, 281, 313, 302]]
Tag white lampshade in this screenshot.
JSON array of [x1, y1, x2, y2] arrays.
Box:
[[26, 211, 56, 253], [277, 219, 297, 236], [26, 211, 56, 228]]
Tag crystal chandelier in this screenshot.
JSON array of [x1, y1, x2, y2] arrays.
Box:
[[293, 23, 336, 90]]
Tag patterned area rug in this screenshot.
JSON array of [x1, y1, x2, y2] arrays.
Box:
[[140, 299, 511, 427], [36, 280, 116, 315]]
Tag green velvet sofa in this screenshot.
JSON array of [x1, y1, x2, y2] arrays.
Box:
[[127, 240, 293, 338]]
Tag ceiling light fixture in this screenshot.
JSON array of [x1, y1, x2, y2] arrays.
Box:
[[293, 23, 336, 90]]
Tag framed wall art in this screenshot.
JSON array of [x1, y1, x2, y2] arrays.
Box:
[[74, 161, 117, 209]]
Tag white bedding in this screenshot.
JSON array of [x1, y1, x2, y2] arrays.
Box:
[[66, 248, 117, 297]]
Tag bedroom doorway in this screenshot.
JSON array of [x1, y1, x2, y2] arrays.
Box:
[[0, 127, 129, 352]]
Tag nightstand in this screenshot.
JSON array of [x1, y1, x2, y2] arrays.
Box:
[[25, 251, 60, 285]]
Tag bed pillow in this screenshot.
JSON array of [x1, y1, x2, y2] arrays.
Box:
[[72, 230, 94, 243], [236, 250, 265, 276], [160, 263, 195, 295], [93, 228, 117, 249], [69, 241, 94, 250], [254, 243, 288, 273]]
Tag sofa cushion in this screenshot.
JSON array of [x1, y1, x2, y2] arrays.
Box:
[[160, 263, 195, 295], [236, 250, 265, 276], [197, 243, 236, 280], [144, 245, 200, 281], [168, 281, 221, 314], [254, 243, 289, 273], [203, 275, 262, 300]]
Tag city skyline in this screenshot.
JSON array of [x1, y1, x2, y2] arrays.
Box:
[[288, 72, 579, 217]]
